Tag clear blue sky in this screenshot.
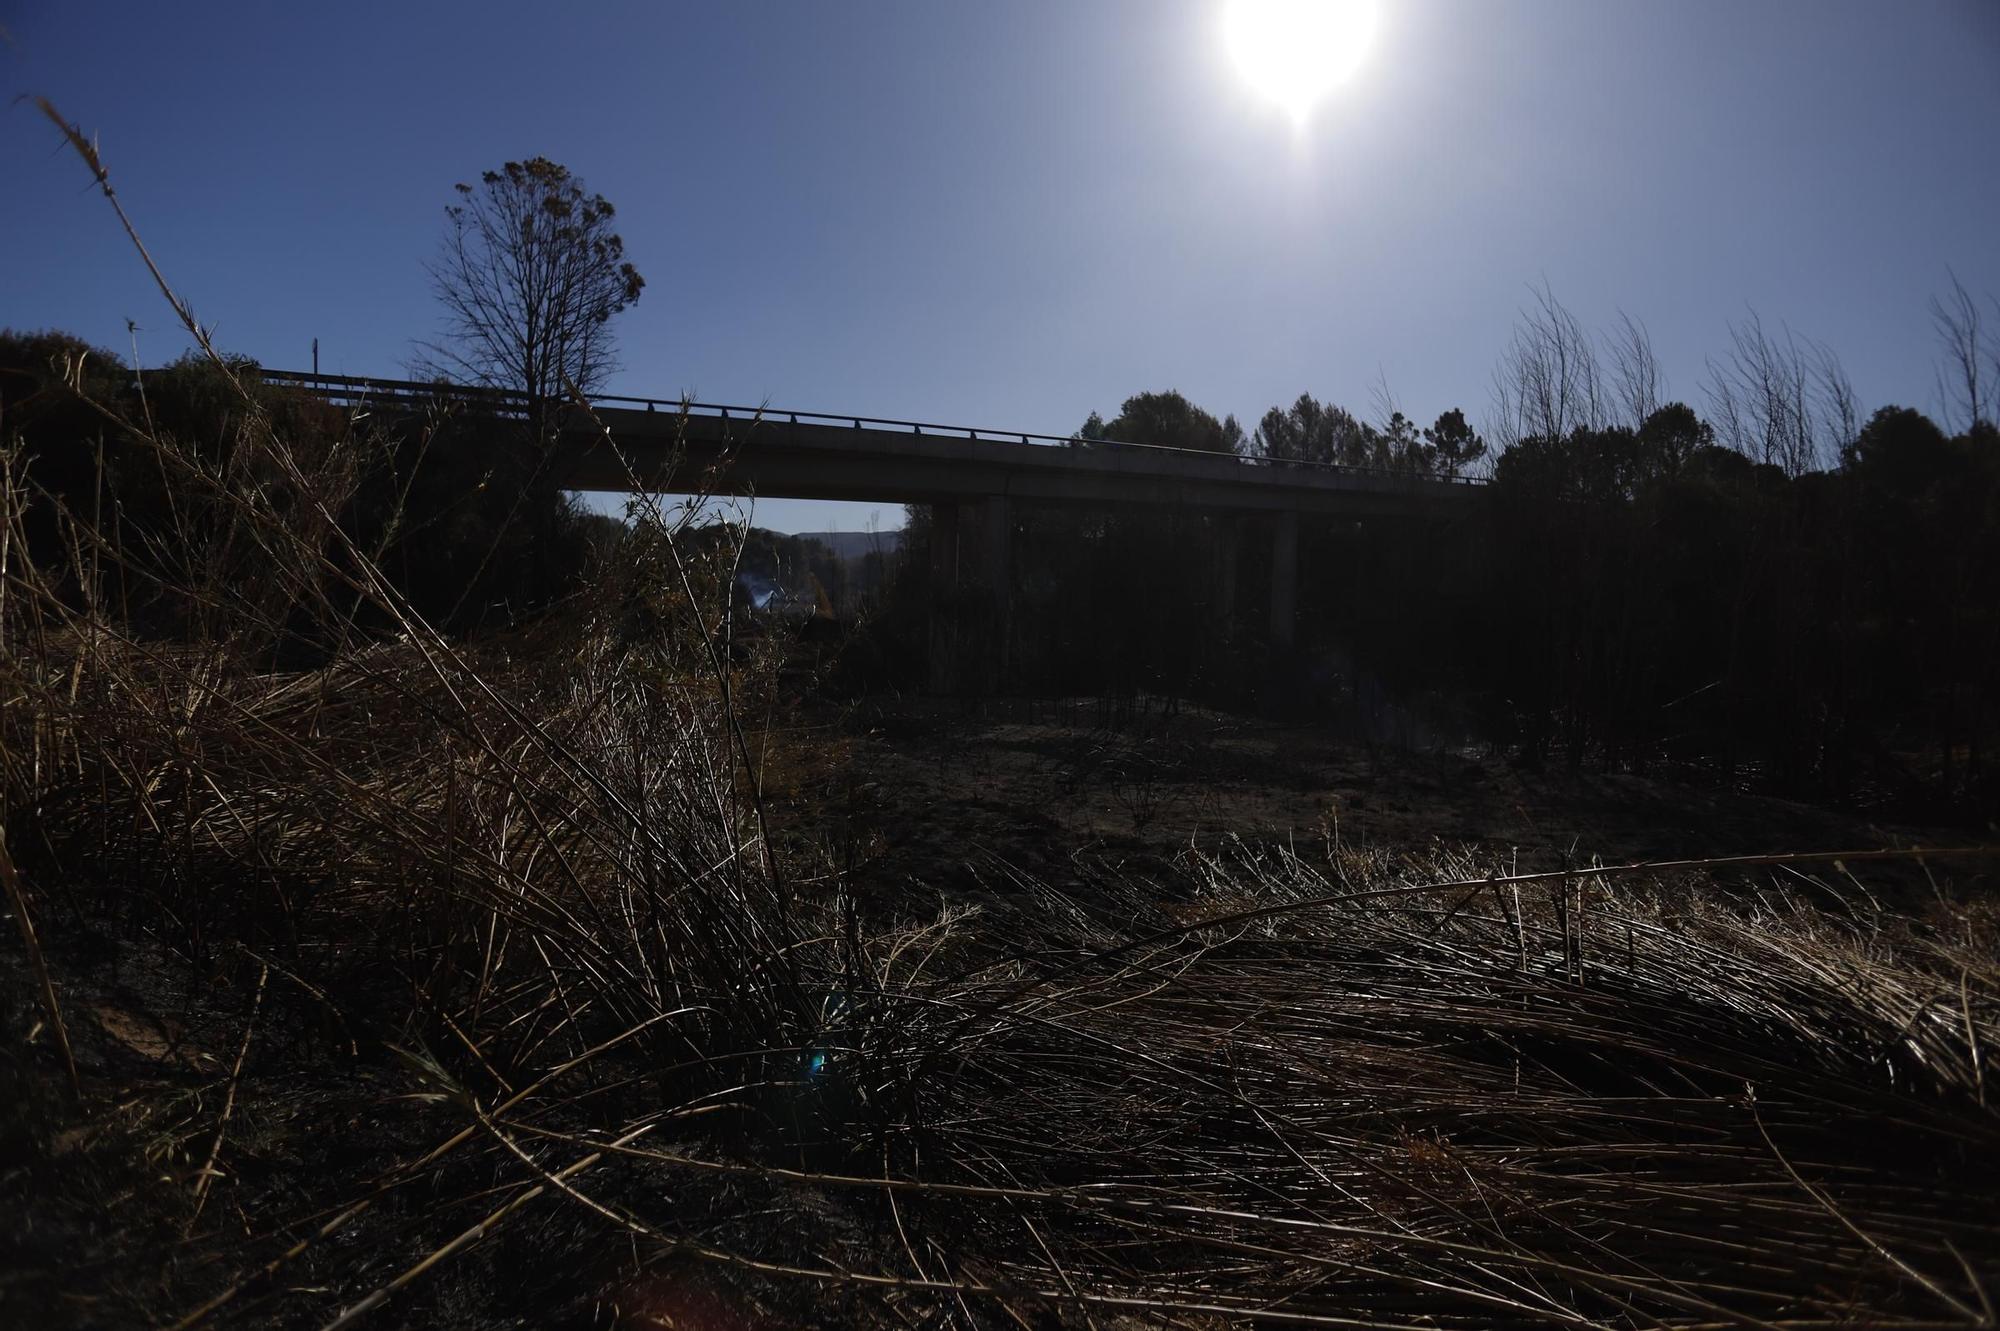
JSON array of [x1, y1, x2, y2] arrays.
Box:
[[4, 1, 1996, 532]]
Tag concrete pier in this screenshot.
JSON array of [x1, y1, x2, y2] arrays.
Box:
[[1269, 509, 1298, 649]]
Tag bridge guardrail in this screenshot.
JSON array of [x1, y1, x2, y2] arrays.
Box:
[[255, 370, 1488, 487]]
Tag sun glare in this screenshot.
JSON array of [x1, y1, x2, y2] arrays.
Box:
[[1222, 0, 1378, 125]]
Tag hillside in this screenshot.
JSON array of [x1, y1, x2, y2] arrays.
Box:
[[790, 528, 902, 560]]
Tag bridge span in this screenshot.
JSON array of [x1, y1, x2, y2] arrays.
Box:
[[266, 372, 1483, 685]]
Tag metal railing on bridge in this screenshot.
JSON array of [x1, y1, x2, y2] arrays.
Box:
[[257, 370, 1487, 487]]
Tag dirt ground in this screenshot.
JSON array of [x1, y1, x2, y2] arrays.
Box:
[[811, 695, 1977, 908]]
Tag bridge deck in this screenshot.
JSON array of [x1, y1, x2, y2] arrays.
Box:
[[265, 372, 1481, 517]]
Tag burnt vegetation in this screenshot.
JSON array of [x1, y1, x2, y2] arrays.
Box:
[[894, 285, 2000, 824], [3, 114, 1999, 1331]]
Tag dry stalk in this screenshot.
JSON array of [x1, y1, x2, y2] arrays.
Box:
[[0, 830, 81, 1101], [185, 961, 268, 1236]]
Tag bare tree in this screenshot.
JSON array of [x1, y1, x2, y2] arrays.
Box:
[[1808, 337, 1861, 459], [422, 157, 645, 439], [1930, 270, 1993, 432], [1367, 367, 1402, 433], [1604, 311, 1662, 429], [1489, 281, 1603, 448], [1703, 311, 1831, 477]]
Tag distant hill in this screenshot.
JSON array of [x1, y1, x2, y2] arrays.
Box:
[[792, 530, 903, 560]]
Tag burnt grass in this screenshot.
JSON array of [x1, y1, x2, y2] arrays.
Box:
[[4, 690, 1996, 1330], [823, 694, 1965, 906]]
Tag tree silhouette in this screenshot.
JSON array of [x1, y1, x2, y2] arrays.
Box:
[[1634, 402, 1710, 478], [1252, 395, 1482, 475], [1096, 391, 1245, 454], [1251, 393, 1371, 464], [423, 157, 644, 435], [1423, 408, 1487, 476], [1377, 411, 1427, 470]]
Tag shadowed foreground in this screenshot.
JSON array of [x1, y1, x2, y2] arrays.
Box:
[[3, 407, 1996, 1327]]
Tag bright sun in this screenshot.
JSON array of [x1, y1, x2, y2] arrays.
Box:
[[1222, 0, 1379, 125]]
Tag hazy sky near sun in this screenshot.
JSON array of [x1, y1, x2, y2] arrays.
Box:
[[4, 1, 1997, 533]]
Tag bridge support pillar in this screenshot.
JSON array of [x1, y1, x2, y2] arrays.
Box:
[[927, 502, 961, 695], [979, 494, 1012, 680], [1269, 509, 1298, 649], [1214, 516, 1239, 629]]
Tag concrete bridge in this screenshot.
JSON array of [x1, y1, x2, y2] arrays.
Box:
[[266, 372, 1482, 685]]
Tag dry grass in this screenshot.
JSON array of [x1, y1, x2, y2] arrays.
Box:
[[866, 844, 2000, 1326]]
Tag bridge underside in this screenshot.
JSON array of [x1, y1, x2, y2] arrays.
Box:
[[559, 412, 1437, 690], [266, 376, 1478, 696], [554, 409, 1472, 694], [555, 408, 1470, 519]]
